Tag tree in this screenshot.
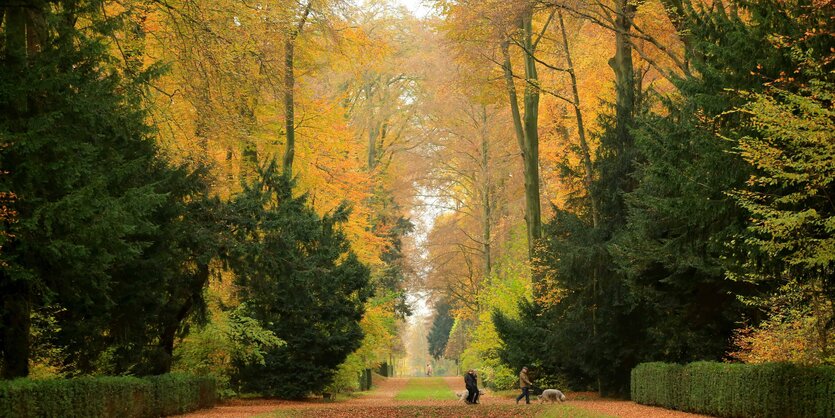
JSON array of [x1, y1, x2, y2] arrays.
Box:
[[282, 0, 313, 176], [500, 4, 545, 260], [440, 0, 547, 265], [0, 0, 217, 378], [732, 81, 835, 363], [227, 161, 372, 398], [427, 300, 455, 359], [618, 0, 834, 369]]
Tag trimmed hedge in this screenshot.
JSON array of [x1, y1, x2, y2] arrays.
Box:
[[632, 361, 835, 418], [0, 373, 216, 418]]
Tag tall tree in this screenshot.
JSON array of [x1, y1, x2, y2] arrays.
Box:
[[282, 0, 313, 176], [427, 300, 455, 359], [228, 161, 372, 398], [732, 81, 835, 363], [0, 0, 217, 378], [500, 4, 545, 262]]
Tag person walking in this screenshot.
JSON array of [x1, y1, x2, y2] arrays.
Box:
[[516, 366, 533, 404], [464, 369, 479, 404]]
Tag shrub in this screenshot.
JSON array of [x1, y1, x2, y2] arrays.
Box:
[[632, 361, 835, 418], [0, 373, 216, 418]]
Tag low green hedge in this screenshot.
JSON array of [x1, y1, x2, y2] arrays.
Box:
[[631, 361, 835, 418], [0, 373, 216, 418]]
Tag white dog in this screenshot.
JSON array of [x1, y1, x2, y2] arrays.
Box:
[[538, 389, 566, 403], [456, 389, 485, 403]]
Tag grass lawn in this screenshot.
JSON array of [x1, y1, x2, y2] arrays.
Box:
[[393, 377, 456, 401]]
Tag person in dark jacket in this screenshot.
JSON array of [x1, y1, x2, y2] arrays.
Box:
[[464, 369, 479, 404]]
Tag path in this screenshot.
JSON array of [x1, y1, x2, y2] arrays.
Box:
[[174, 376, 713, 418]]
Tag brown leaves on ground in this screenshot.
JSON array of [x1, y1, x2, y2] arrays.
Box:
[[175, 377, 713, 418], [270, 404, 560, 418]]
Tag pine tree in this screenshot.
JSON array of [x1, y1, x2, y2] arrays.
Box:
[[0, 1, 221, 377], [619, 0, 834, 365], [427, 300, 454, 359], [227, 161, 372, 398]]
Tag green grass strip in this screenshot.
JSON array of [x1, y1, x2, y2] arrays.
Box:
[[394, 377, 456, 401]]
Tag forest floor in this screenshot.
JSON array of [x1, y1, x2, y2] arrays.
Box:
[[173, 376, 712, 418]]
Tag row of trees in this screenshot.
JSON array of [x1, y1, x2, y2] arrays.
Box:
[[423, 0, 833, 396], [0, 0, 417, 398], [495, 0, 834, 396]]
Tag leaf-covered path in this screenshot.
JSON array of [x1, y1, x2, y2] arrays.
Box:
[[174, 376, 712, 418]]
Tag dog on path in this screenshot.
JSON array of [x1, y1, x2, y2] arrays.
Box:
[[456, 389, 485, 403], [538, 389, 566, 403]]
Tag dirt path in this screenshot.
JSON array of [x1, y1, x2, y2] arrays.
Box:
[[174, 376, 713, 418], [442, 376, 710, 417], [173, 377, 410, 418]]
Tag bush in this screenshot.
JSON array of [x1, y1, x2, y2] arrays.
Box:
[[632, 361, 835, 418], [0, 373, 216, 418]]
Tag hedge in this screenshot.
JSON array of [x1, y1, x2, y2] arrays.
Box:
[[0, 373, 217, 418], [631, 361, 835, 418]]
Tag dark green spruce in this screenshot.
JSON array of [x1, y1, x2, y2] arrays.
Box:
[[227, 162, 372, 398]]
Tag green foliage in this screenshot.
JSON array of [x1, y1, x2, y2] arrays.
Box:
[[497, 0, 835, 398], [496, 210, 651, 396], [613, 0, 820, 369], [0, 373, 216, 418], [730, 81, 835, 361], [632, 361, 835, 418], [461, 236, 530, 390], [172, 305, 284, 397], [227, 161, 372, 398], [427, 300, 454, 359], [0, 1, 222, 377], [144, 374, 218, 415], [630, 363, 686, 410], [322, 356, 365, 395], [369, 189, 414, 319], [735, 82, 835, 272]]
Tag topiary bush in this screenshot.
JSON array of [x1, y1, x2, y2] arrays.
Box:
[[632, 361, 835, 418], [0, 373, 216, 418]]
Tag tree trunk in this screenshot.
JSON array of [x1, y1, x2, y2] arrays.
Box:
[[500, 8, 543, 267], [155, 263, 210, 375], [1, 4, 31, 380], [282, 37, 296, 176], [479, 106, 492, 279], [1, 273, 30, 379], [281, 1, 312, 177], [610, 0, 637, 151], [558, 11, 598, 228], [6, 3, 28, 116], [520, 11, 542, 257], [366, 83, 378, 171]]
